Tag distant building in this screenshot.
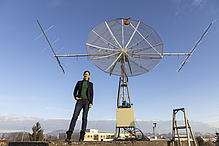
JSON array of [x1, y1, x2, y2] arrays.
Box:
[[59, 129, 115, 141], [203, 137, 217, 143]]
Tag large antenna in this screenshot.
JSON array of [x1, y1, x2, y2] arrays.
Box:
[[36, 18, 215, 141], [37, 20, 65, 74], [177, 19, 217, 72]]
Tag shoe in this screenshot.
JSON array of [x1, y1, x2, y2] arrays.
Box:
[[65, 131, 72, 143], [79, 131, 85, 142]]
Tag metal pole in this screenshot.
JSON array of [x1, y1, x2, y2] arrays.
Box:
[[184, 108, 191, 146], [172, 110, 176, 146], [153, 127, 155, 138], [37, 20, 65, 74], [122, 19, 124, 48], [125, 77, 131, 108], [177, 20, 216, 72], [153, 123, 157, 139], [188, 120, 197, 146], [175, 121, 182, 146], [117, 77, 122, 108], [122, 76, 126, 104]]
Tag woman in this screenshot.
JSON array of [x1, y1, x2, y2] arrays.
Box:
[[66, 71, 94, 142]]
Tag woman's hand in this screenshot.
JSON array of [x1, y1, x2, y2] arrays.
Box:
[[76, 97, 81, 100], [89, 104, 92, 108]]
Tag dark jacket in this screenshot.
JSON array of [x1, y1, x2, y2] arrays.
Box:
[[73, 80, 94, 105]]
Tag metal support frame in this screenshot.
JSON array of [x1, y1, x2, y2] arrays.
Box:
[[172, 108, 197, 146], [117, 76, 131, 108], [114, 74, 138, 140]]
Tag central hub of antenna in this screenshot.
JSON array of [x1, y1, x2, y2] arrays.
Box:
[[121, 48, 127, 53]]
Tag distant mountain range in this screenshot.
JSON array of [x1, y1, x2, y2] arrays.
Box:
[[45, 130, 65, 137]]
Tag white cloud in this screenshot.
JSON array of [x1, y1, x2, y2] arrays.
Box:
[[0, 114, 68, 133], [171, 0, 189, 16], [205, 8, 219, 16], [0, 114, 218, 134], [172, 0, 208, 16], [47, 0, 65, 8], [192, 0, 206, 8], [172, 0, 182, 5], [0, 95, 40, 101], [208, 121, 219, 128]]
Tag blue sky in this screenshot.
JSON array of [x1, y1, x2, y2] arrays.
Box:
[[0, 0, 219, 133]]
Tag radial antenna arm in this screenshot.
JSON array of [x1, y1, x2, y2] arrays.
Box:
[[177, 19, 217, 72], [37, 20, 65, 74]]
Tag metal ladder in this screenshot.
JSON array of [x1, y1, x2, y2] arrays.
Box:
[[172, 108, 197, 146]]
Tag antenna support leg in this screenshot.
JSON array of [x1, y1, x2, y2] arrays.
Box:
[[114, 77, 138, 140], [117, 76, 131, 108]]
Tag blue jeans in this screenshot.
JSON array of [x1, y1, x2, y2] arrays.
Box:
[[68, 99, 89, 133]]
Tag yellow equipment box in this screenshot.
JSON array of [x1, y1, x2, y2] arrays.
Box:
[[116, 108, 135, 128]]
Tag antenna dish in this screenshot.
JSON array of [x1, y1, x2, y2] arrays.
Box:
[[86, 19, 164, 77]]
